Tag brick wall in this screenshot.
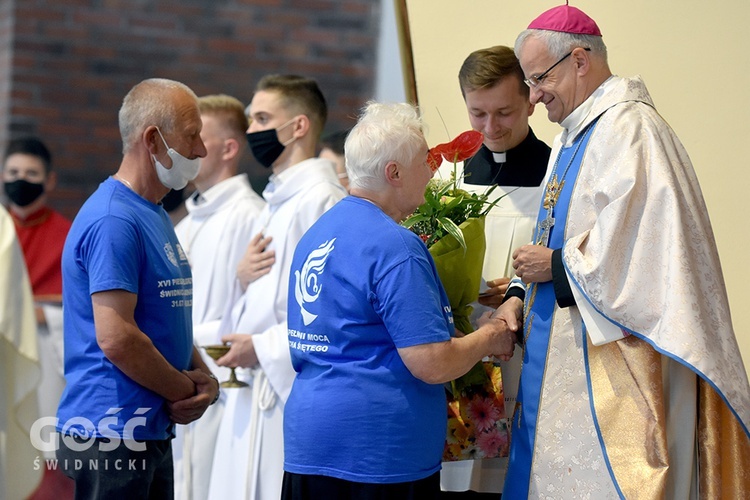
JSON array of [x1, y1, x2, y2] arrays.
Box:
[[0, 0, 13, 151], [5, 0, 380, 218]]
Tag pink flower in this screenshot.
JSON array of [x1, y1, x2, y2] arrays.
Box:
[[466, 396, 501, 432], [476, 427, 509, 457]]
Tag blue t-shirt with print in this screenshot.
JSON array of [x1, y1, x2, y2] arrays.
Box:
[[284, 196, 453, 483], [56, 178, 193, 441]]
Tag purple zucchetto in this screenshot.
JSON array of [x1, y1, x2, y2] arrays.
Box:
[[528, 2, 602, 36]]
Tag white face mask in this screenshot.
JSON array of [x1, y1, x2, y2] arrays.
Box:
[[152, 127, 201, 190]]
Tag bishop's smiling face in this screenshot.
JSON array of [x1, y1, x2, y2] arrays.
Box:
[[518, 36, 581, 125]]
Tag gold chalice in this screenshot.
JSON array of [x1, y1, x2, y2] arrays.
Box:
[[202, 344, 249, 388]]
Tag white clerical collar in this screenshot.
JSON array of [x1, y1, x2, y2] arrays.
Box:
[[491, 151, 507, 163], [560, 75, 619, 146]]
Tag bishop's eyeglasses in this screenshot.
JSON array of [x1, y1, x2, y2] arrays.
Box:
[[524, 47, 591, 88]]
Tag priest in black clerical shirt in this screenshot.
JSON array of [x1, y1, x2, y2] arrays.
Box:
[[463, 127, 550, 187], [439, 45, 551, 499]]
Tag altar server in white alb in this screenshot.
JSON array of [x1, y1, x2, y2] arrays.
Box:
[[208, 74, 346, 500], [499, 4, 750, 498], [172, 93, 265, 500]]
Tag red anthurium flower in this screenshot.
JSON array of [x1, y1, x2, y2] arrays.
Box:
[[434, 130, 483, 163], [427, 148, 443, 172]]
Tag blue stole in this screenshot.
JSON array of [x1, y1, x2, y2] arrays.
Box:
[[503, 120, 599, 498]]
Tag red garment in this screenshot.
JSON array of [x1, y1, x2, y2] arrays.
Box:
[[11, 206, 71, 301]]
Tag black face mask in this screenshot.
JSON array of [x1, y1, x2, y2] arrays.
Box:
[[4, 179, 44, 207], [246, 129, 286, 169]]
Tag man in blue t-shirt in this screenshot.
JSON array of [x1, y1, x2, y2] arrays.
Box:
[[55, 78, 220, 498]]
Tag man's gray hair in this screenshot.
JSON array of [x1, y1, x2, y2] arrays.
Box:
[[345, 101, 426, 192], [515, 29, 608, 63], [118, 78, 198, 154]]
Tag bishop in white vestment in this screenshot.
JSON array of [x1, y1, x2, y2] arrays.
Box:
[[504, 5, 750, 498]]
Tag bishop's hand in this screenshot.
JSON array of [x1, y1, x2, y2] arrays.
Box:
[[512, 245, 553, 283]]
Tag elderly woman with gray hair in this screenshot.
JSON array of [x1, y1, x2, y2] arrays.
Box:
[[282, 101, 517, 500]]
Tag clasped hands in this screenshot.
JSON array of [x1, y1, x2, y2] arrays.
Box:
[[476, 296, 523, 361], [168, 369, 219, 425]]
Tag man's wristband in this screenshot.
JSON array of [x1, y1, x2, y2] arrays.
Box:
[[208, 373, 221, 405]]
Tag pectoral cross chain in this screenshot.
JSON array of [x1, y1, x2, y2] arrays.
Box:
[[536, 173, 562, 246], [535, 121, 595, 248]]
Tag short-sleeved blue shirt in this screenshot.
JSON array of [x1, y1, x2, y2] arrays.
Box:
[[56, 178, 193, 441], [284, 196, 453, 483]]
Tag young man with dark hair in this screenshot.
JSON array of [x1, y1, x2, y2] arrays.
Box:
[[209, 75, 346, 500]]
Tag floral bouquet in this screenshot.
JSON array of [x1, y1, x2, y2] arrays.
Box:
[[444, 362, 509, 460], [402, 130, 510, 460]]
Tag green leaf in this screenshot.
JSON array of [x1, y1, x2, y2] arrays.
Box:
[[437, 216, 466, 253], [402, 213, 430, 229], [443, 195, 464, 212]]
